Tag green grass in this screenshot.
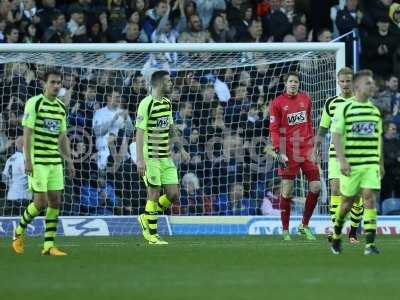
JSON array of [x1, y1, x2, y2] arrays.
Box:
[[1, 235, 400, 300]]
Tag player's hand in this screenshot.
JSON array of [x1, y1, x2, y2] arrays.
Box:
[[339, 159, 351, 176], [278, 153, 289, 169], [137, 158, 146, 177], [67, 162, 76, 178], [311, 149, 321, 165], [25, 159, 33, 176], [181, 149, 191, 163]]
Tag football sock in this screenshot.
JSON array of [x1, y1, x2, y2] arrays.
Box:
[[363, 208, 377, 246], [15, 202, 40, 235], [43, 207, 60, 251], [145, 200, 158, 238], [157, 194, 171, 214], [280, 195, 292, 231], [329, 195, 341, 224], [302, 191, 319, 226], [350, 198, 364, 235]]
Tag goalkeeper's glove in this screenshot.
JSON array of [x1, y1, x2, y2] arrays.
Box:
[[274, 148, 288, 169]]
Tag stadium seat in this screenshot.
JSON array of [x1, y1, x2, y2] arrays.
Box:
[[381, 198, 400, 215]]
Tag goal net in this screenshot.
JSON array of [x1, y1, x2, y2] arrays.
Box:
[[0, 43, 343, 221]]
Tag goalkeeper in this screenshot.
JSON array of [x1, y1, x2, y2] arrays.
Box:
[[12, 70, 75, 256], [313, 67, 364, 244], [136, 70, 189, 245], [269, 71, 321, 241]]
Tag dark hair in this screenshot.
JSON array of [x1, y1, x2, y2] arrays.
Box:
[[151, 70, 170, 87], [386, 74, 398, 81], [353, 69, 373, 84], [5, 24, 18, 36], [51, 12, 64, 22], [43, 69, 62, 82], [283, 71, 300, 83]]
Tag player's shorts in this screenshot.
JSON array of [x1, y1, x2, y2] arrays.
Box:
[[28, 164, 64, 193], [328, 157, 341, 180], [278, 158, 320, 181], [340, 164, 381, 197], [143, 158, 179, 187]]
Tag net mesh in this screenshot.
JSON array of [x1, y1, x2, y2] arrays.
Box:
[[0, 49, 336, 218]]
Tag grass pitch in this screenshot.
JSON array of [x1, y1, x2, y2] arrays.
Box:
[[1, 235, 400, 300]]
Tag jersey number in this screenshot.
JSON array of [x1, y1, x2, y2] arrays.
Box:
[[352, 122, 376, 135]]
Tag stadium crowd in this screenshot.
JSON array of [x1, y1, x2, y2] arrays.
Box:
[[1, 0, 400, 216]]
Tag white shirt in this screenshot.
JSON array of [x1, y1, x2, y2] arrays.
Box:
[[2, 151, 32, 200]]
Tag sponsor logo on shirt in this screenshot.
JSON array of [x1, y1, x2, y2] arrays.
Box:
[[287, 111, 307, 125], [156, 116, 169, 128], [44, 119, 60, 133], [352, 122, 376, 136]]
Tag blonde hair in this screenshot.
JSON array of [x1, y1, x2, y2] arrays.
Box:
[[337, 67, 353, 77]]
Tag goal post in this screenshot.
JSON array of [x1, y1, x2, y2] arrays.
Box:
[[0, 42, 345, 235]]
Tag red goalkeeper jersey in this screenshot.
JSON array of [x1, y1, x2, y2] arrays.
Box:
[[269, 92, 314, 158]]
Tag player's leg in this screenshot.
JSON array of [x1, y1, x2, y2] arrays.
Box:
[[298, 160, 320, 240], [157, 158, 180, 214], [348, 196, 364, 243], [328, 158, 342, 224], [42, 164, 67, 256], [12, 165, 48, 254], [330, 169, 361, 254], [360, 165, 381, 255], [280, 178, 294, 241], [138, 159, 165, 244]]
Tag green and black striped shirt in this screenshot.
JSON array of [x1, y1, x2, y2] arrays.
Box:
[[22, 94, 67, 165], [331, 100, 382, 168], [135, 95, 173, 159]]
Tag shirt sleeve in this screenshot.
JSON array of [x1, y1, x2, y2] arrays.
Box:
[[135, 99, 149, 130], [60, 109, 67, 133], [268, 99, 281, 150], [319, 100, 331, 129], [330, 103, 346, 135], [21, 98, 37, 129]]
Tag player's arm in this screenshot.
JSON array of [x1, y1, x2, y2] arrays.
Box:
[[169, 116, 190, 162], [21, 99, 37, 176], [313, 100, 331, 162], [331, 105, 350, 176], [59, 110, 75, 177], [268, 99, 288, 167], [379, 118, 385, 178], [135, 100, 149, 177]]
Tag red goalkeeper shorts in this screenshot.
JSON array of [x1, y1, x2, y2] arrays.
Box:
[[278, 157, 320, 181]]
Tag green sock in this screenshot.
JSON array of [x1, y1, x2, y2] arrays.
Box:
[[333, 208, 346, 240], [157, 194, 171, 214], [16, 202, 40, 235], [43, 207, 59, 251], [330, 195, 341, 224], [363, 208, 377, 246], [145, 200, 158, 238], [350, 198, 364, 230]]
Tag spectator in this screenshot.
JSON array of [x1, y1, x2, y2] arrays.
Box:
[[262, 0, 291, 42], [361, 16, 398, 78], [316, 28, 332, 42], [0, 18, 6, 42], [335, 0, 363, 36], [208, 13, 235, 43], [238, 18, 264, 42], [142, 0, 170, 40], [42, 12, 69, 43], [129, 0, 148, 22], [214, 182, 257, 215], [67, 7, 88, 42], [381, 121, 400, 201], [20, 0, 40, 26], [194, 0, 226, 28], [2, 136, 32, 215], [282, 0, 307, 24], [23, 23, 39, 43], [5, 24, 19, 43], [292, 22, 308, 42], [121, 22, 148, 43], [151, 20, 178, 62], [376, 74, 400, 117], [389, 2, 400, 29], [226, 0, 244, 29], [261, 178, 281, 215], [37, 0, 59, 31], [172, 172, 206, 215], [92, 88, 133, 171], [175, 101, 193, 137], [108, 0, 128, 37], [178, 14, 213, 43], [363, 0, 393, 29]]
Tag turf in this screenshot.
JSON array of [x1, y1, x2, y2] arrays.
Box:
[[1, 235, 400, 300]]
